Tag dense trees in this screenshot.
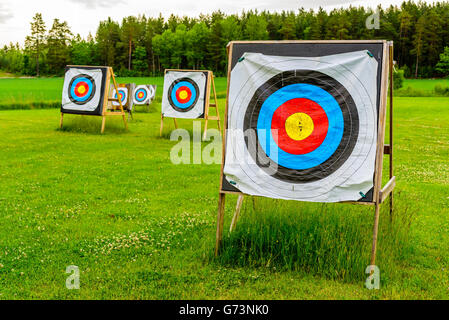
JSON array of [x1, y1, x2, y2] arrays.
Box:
[[1, 1, 449, 77]]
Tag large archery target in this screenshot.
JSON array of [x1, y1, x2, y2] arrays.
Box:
[[62, 68, 103, 113], [112, 87, 128, 107], [223, 51, 378, 203], [162, 71, 207, 119]]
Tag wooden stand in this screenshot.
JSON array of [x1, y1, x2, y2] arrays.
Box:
[[60, 66, 128, 134], [215, 41, 396, 269], [160, 71, 221, 140]]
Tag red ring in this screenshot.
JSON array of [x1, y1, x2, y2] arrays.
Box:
[[74, 82, 89, 98], [271, 98, 329, 155], [175, 86, 192, 104]]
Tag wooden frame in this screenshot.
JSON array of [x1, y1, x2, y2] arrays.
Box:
[[60, 66, 128, 134], [114, 83, 135, 121], [215, 41, 395, 269], [160, 69, 221, 140]]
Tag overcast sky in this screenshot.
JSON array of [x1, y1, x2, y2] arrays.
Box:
[[0, 0, 439, 46]]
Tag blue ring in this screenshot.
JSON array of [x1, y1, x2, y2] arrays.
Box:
[[70, 77, 94, 102], [170, 81, 197, 109], [257, 83, 344, 170]]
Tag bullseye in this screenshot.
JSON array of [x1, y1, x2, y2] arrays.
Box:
[[285, 113, 314, 141]]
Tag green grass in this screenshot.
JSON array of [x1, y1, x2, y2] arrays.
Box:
[[0, 90, 448, 299], [397, 79, 449, 97]]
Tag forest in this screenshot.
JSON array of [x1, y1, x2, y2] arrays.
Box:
[[1, 0, 449, 78]]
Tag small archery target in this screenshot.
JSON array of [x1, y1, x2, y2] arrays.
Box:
[[223, 51, 379, 203], [131, 85, 151, 105], [162, 71, 207, 119], [112, 87, 128, 107], [62, 67, 104, 114], [148, 85, 156, 100]]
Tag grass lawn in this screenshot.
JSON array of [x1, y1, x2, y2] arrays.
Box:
[[0, 87, 448, 299]]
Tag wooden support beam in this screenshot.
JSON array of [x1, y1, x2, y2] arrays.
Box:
[[380, 176, 396, 203], [384, 144, 391, 154], [230, 195, 244, 232], [215, 193, 226, 256]]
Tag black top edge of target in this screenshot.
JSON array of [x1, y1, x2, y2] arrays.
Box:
[[61, 66, 108, 116], [229, 42, 384, 114]]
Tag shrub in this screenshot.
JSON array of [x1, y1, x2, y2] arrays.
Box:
[[394, 68, 405, 89], [434, 84, 449, 96]]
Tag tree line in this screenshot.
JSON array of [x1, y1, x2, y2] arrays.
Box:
[[1, 1, 449, 78]]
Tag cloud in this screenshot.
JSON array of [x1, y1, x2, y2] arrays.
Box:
[[69, 0, 126, 9], [0, 3, 13, 23]]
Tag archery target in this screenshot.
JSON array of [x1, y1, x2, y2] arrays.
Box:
[[223, 51, 378, 203], [162, 71, 207, 119], [133, 85, 156, 105], [112, 87, 128, 107], [62, 67, 104, 113]]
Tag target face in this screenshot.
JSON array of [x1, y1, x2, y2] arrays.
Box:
[[133, 85, 155, 105], [168, 78, 199, 112], [223, 51, 379, 203], [68, 75, 96, 104], [61, 67, 105, 114], [112, 87, 128, 107], [162, 71, 208, 119]]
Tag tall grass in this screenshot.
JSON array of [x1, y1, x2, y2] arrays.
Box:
[[216, 193, 414, 283]]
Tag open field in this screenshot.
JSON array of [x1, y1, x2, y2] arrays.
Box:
[[0, 77, 228, 110], [0, 77, 448, 299]]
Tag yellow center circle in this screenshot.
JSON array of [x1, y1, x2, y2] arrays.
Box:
[[285, 113, 314, 141], [78, 85, 86, 94], [179, 90, 188, 100]]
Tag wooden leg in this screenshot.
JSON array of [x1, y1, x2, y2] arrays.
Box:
[[160, 114, 164, 137], [370, 203, 381, 266], [173, 118, 178, 129], [101, 116, 106, 134], [215, 193, 226, 256], [230, 195, 244, 233], [122, 114, 128, 131], [60, 113, 64, 129], [203, 118, 209, 141], [252, 197, 256, 211], [217, 118, 222, 136]]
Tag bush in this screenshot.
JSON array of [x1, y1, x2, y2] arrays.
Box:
[[393, 68, 405, 89], [434, 84, 449, 96]]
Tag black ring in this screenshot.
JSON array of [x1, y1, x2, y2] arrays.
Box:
[[68, 74, 96, 105], [167, 78, 200, 112]]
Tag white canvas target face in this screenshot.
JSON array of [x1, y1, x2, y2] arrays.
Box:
[[223, 51, 378, 203], [161, 71, 207, 119], [62, 68, 104, 113], [112, 87, 128, 107], [133, 85, 155, 105]]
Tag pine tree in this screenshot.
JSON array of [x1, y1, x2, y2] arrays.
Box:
[[24, 13, 46, 77]]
